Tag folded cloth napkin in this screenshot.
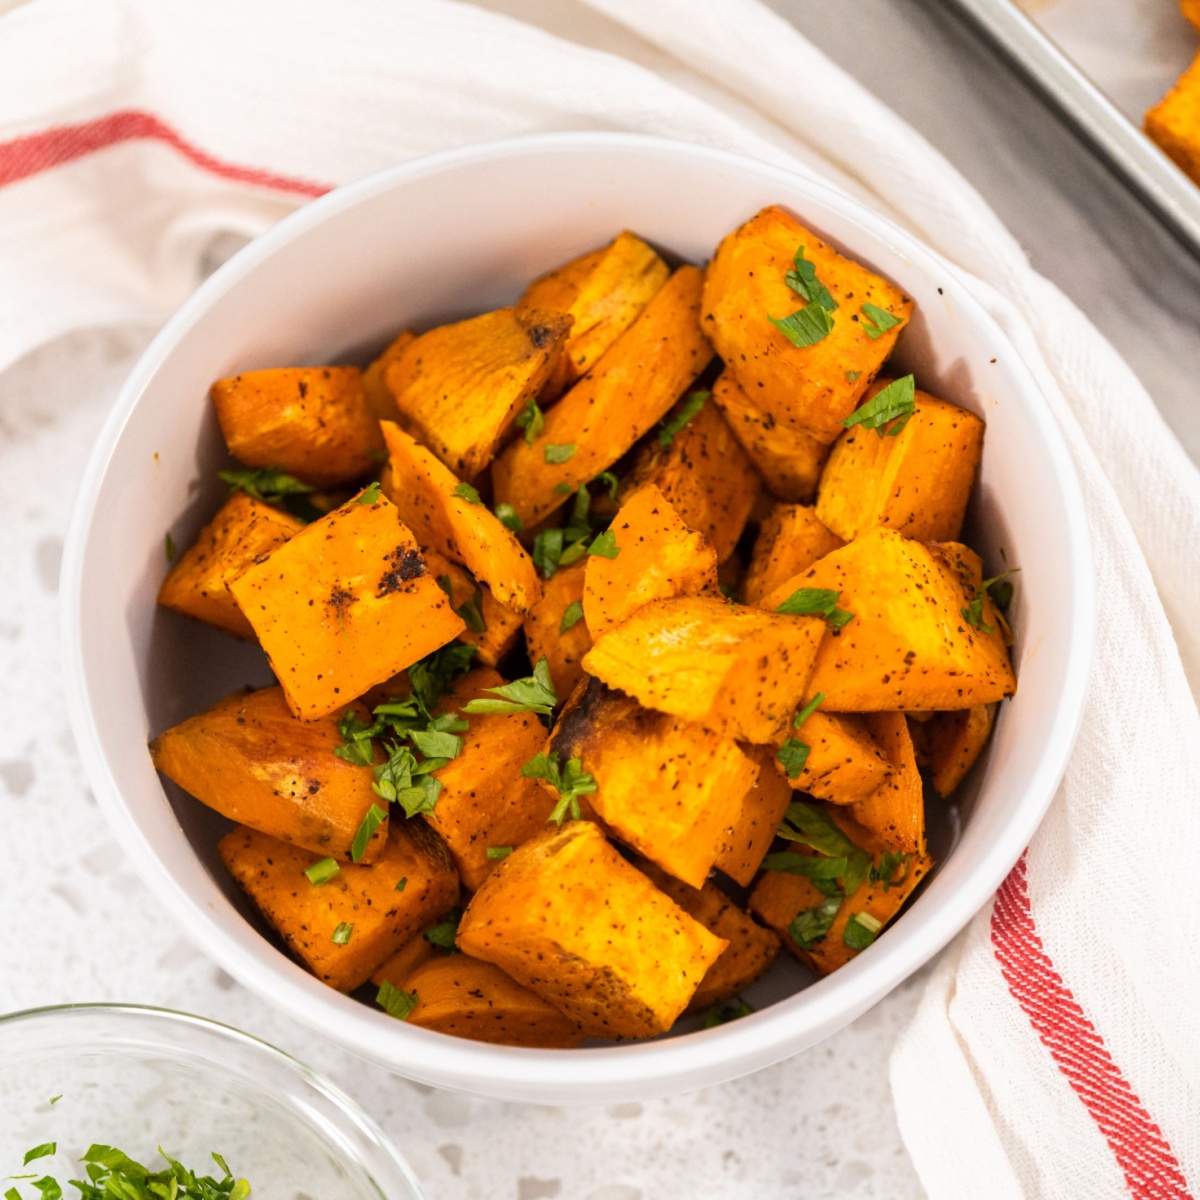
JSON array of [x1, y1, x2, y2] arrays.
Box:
[[3, 0, 1198, 1194]]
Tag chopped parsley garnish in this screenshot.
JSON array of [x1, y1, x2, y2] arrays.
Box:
[[408, 642, 477, 714], [559, 600, 585, 634], [769, 304, 834, 348], [658, 391, 708, 447], [486, 846, 513, 861], [845, 370, 862, 382], [455, 586, 486, 633], [871, 850, 913, 892], [860, 302, 902, 340], [588, 529, 620, 559], [424, 909, 461, 950], [788, 893, 843, 950], [595, 471, 620, 502], [23, 1146, 55, 1166], [777, 802, 872, 895], [350, 804, 387, 861], [775, 587, 854, 630], [531, 483, 604, 579], [516, 398, 545, 445], [304, 857, 340, 886], [843, 911, 883, 951], [840, 374, 915, 438], [794, 692, 825, 728], [331, 922, 354, 945], [462, 657, 557, 716], [521, 751, 597, 826], [164, 533, 177, 563], [357, 481, 381, 505], [776, 738, 810, 779], [494, 502, 523, 533], [377, 981, 418, 1021], [453, 482, 482, 505], [218, 466, 314, 505], [395, 877, 408, 891], [703, 997, 754, 1029], [785, 246, 837, 312], [532, 528, 565, 579], [373, 745, 444, 817], [333, 709, 380, 766], [963, 567, 1020, 632], [544, 443, 577, 465]]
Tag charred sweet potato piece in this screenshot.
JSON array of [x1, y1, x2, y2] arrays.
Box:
[[421, 549, 522, 668], [219, 820, 458, 992], [491, 266, 713, 529], [523, 560, 592, 700], [370, 930, 438, 989], [158, 492, 304, 638], [211, 367, 384, 488], [702, 206, 913, 442], [622, 396, 759, 563], [1146, 50, 1200, 186], [519, 231, 670, 391], [848, 712, 925, 855], [456, 821, 726, 1039], [717, 744, 793, 887], [151, 685, 388, 862], [789, 712, 893, 808], [926, 703, 998, 797], [759, 529, 1016, 711], [551, 678, 758, 888], [403, 955, 585, 1048], [361, 330, 415, 424], [384, 307, 572, 476], [228, 490, 465, 719], [381, 421, 542, 614], [741, 503, 843, 605], [583, 484, 718, 640], [421, 667, 557, 892], [816, 381, 984, 543], [710, 370, 829, 503], [582, 596, 825, 744]]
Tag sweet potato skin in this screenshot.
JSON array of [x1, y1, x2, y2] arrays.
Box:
[[422, 549, 523, 667], [790, 711, 893, 807], [926, 703, 998, 797], [220, 820, 459, 992], [717, 744, 794, 887], [228, 491, 465, 719], [158, 492, 304, 638], [456, 821, 726, 1039], [741, 503, 843, 606], [211, 367, 384, 488], [491, 266, 713, 529], [523, 560, 592, 700], [151, 686, 388, 862]]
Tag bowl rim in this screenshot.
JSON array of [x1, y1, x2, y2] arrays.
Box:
[[60, 130, 1095, 1099]]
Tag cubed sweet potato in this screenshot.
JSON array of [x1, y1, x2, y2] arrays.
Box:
[[370, 930, 438, 989], [702, 206, 913, 442], [384, 307, 572, 476], [403, 955, 585, 1048], [716, 744, 793, 887], [621, 396, 760, 563], [457, 821, 726, 1039], [551, 678, 757, 888], [381, 421, 542, 614], [582, 595, 825, 744], [816, 381, 984, 543], [790, 711, 893, 807], [635, 860, 780, 1013], [422, 549, 523, 667], [583, 484, 718, 640], [1146, 50, 1200, 186], [211, 367, 384, 488], [759, 528, 1016, 711], [1185, 0, 1200, 31], [491, 266, 713, 529], [158, 492, 304, 638], [362, 330, 415, 423], [228, 490, 465, 719], [848, 712, 925, 856], [219, 820, 459, 992], [926, 703, 998, 797], [151, 686, 388, 862], [740, 503, 843, 605], [519, 230, 670, 391], [710, 370, 829, 503], [523, 560, 592, 700]]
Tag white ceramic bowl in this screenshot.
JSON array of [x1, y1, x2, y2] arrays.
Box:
[[62, 133, 1093, 1106]]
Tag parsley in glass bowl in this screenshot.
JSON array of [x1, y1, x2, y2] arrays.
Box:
[[0, 1005, 423, 1200]]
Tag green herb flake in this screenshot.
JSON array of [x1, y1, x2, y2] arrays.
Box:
[[794, 692, 825, 728], [396, 876, 408, 891], [516, 398, 545, 445], [453, 482, 482, 505], [304, 857, 340, 886], [658, 391, 708, 447], [333, 708, 381, 767], [775, 587, 854, 630], [424, 909, 461, 950], [357, 480, 382, 505], [961, 568, 1017, 635], [860, 302, 902, 340], [521, 751, 597, 826], [23, 1147, 55, 1167], [769, 304, 835, 348], [596, 471, 620, 502], [785, 246, 837, 312], [777, 738, 810, 778], [164, 532, 177, 563], [218, 466, 314, 504], [462, 657, 558, 716], [407, 642, 476, 714], [777, 801, 873, 896], [48, 1096, 61, 1106], [703, 997, 754, 1029], [532, 528, 564, 580], [350, 803, 388, 862], [486, 846, 513, 861], [544, 443, 578, 465], [331, 922, 354, 945], [455, 587, 487, 634], [870, 850, 912, 892], [588, 529, 620, 559], [841, 374, 915, 438], [845, 370, 862, 382], [788, 893, 843, 950], [843, 910, 884, 951], [494, 502, 523, 533], [559, 600, 585, 634], [377, 981, 418, 1021], [409, 727, 465, 760]]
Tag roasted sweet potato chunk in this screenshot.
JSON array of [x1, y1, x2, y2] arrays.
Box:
[[1146, 50, 1200, 186], [381, 421, 542, 614], [384, 307, 572, 476], [583, 484, 718, 640], [788, 711, 892, 807], [551, 678, 758, 888], [717, 744, 793, 887], [1185, 0, 1200, 32], [362, 330, 415, 423], [523, 560, 592, 700], [848, 712, 925, 855], [741, 503, 843, 605], [926, 703, 997, 797], [816, 381, 984, 543], [456, 821, 726, 1039], [158, 492, 304, 638], [228, 490, 465, 719], [582, 596, 825, 744], [759, 528, 1016, 711], [422, 549, 522, 668], [220, 821, 458, 992], [151, 686, 388, 862], [702, 206, 913, 442], [491, 266, 713, 528], [403, 955, 585, 1048], [370, 931, 438, 989], [211, 367, 384, 488]]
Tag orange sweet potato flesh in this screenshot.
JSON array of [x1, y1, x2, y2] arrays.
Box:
[[926, 703, 998, 798], [383, 307, 572, 477], [710, 370, 829, 503], [741, 503, 843, 605], [582, 595, 825, 744], [151, 685, 388, 863], [717, 744, 793, 887], [421, 549, 523, 668], [211, 367, 384, 488], [219, 820, 458, 992], [791, 711, 893, 807], [583, 484, 718, 640], [1145, 50, 1200, 186], [759, 528, 1016, 712], [523, 560, 592, 700], [551, 678, 757, 888], [457, 821, 726, 1039], [702, 206, 913, 443], [848, 712, 926, 856], [491, 266, 713, 529], [370, 931, 438, 989], [158, 492, 303, 638], [635, 859, 780, 1013], [228, 490, 465, 719], [381, 421, 542, 614], [403, 954, 585, 1048], [1185, 0, 1200, 32], [622, 396, 760, 563], [816, 381, 984, 543], [362, 330, 415, 424]]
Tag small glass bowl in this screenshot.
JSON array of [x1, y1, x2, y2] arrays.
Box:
[[0, 1004, 424, 1199]]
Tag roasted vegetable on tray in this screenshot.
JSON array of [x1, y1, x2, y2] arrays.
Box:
[[152, 211, 1016, 1046]]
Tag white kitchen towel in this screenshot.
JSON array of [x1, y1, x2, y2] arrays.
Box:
[[2, 1, 1198, 1196]]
